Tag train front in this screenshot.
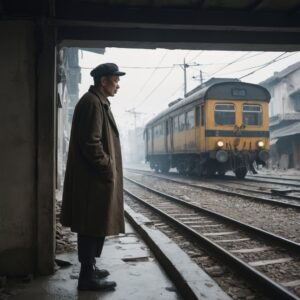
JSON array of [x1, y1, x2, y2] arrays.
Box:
[[205, 83, 270, 179]]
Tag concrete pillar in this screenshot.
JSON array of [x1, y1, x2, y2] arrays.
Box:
[[36, 20, 56, 275], [0, 20, 56, 276], [292, 135, 300, 170], [0, 21, 36, 276]]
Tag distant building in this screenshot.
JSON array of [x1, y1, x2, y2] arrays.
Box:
[[123, 127, 145, 164], [260, 62, 300, 170], [56, 48, 105, 189]]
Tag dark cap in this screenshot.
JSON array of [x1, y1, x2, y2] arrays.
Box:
[[90, 63, 126, 78]]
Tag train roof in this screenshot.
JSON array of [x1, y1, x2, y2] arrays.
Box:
[[145, 81, 271, 127]]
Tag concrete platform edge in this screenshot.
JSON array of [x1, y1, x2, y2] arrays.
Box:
[[124, 204, 231, 300]]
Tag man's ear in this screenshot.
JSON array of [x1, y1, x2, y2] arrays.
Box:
[[100, 76, 106, 86]]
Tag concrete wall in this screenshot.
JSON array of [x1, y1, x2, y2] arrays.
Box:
[[0, 21, 36, 275], [268, 68, 300, 118]]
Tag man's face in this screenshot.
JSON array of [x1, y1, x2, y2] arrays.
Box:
[[101, 75, 120, 97]]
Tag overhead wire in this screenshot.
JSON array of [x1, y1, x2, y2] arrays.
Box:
[[184, 50, 193, 60], [239, 52, 297, 79], [134, 66, 176, 109], [187, 50, 204, 63], [129, 50, 169, 104], [168, 84, 184, 100], [218, 53, 293, 76], [207, 52, 251, 77]]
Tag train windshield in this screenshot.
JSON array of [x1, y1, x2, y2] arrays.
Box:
[[214, 104, 235, 125], [243, 104, 262, 126]]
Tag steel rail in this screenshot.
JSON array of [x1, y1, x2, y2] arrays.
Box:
[[124, 187, 300, 300], [247, 174, 300, 183], [125, 167, 300, 188], [225, 174, 300, 188], [124, 168, 300, 209], [124, 176, 300, 252], [237, 187, 300, 201]]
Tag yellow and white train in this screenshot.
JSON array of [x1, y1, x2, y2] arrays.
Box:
[[144, 80, 270, 178]]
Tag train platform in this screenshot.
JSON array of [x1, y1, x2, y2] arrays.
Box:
[[5, 206, 230, 300]]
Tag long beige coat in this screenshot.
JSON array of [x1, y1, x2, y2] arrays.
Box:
[[60, 86, 124, 237]]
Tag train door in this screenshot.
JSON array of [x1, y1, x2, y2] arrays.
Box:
[[145, 129, 148, 157], [164, 119, 168, 153], [185, 109, 196, 151], [196, 104, 205, 152], [169, 117, 173, 152], [151, 127, 154, 154]]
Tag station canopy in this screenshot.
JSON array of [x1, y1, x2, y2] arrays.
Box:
[[271, 121, 300, 140]]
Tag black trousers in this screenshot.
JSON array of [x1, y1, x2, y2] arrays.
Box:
[[77, 234, 105, 266]]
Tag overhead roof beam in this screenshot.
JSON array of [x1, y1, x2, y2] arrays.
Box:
[[58, 25, 300, 51], [55, 2, 300, 31], [247, 0, 264, 12]]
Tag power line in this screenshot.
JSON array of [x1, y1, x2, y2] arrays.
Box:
[[134, 67, 176, 109], [236, 52, 265, 62], [187, 50, 204, 63], [168, 84, 184, 100], [184, 50, 192, 60], [219, 62, 272, 75], [219, 53, 292, 76], [239, 52, 296, 79], [79, 62, 225, 70], [208, 52, 251, 77], [120, 66, 171, 69], [130, 50, 169, 104]]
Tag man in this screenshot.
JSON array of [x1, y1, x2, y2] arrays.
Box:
[[60, 63, 126, 291]]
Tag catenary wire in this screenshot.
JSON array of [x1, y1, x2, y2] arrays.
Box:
[[239, 52, 296, 79], [134, 67, 176, 109]]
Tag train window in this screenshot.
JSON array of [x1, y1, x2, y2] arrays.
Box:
[[186, 110, 195, 129], [154, 125, 160, 137], [160, 123, 163, 135], [201, 105, 205, 126], [196, 106, 200, 126], [243, 104, 262, 126], [179, 114, 185, 131], [173, 116, 179, 132], [165, 120, 169, 135], [215, 104, 235, 125]]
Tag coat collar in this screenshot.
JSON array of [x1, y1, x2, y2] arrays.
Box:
[[88, 85, 110, 107], [88, 86, 119, 136]]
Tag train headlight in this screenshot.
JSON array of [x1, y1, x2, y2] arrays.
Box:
[[257, 141, 264, 148], [217, 140, 224, 148]]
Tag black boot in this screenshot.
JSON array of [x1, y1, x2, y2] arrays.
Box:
[[78, 263, 116, 291], [93, 265, 110, 279]]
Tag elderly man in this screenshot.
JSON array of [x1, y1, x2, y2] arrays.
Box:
[[60, 63, 125, 291]]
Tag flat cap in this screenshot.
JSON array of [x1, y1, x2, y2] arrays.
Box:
[[90, 63, 126, 78]]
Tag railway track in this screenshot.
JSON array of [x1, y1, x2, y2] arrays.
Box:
[[206, 180, 300, 202], [247, 173, 300, 182], [124, 168, 300, 209], [124, 177, 300, 300], [225, 174, 300, 189]]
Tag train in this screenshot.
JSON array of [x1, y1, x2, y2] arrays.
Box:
[[144, 79, 270, 179]]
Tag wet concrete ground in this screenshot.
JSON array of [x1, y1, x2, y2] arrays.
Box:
[[8, 222, 181, 300]]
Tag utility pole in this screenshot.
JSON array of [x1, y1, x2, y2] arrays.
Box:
[[200, 70, 203, 85], [175, 60, 201, 97], [183, 58, 187, 96], [125, 109, 146, 164], [125, 108, 145, 129], [192, 70, 204, 85]]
